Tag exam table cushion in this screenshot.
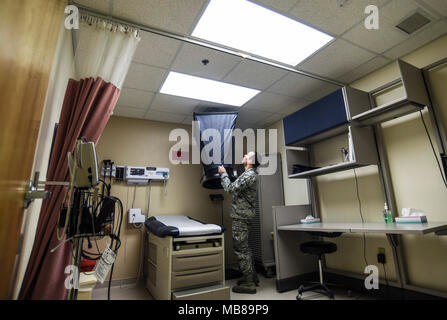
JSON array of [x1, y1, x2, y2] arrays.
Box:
[[300, 241, 337, 256], [145, 215, 225, 238]]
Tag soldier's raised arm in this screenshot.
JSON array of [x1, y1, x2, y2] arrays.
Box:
[[221, 171, 255, 195]]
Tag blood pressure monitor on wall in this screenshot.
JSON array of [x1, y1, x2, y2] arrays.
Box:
[[124, 166, 170, 185]]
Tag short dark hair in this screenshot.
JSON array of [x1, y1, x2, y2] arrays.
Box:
[[253, 152, 261, 168]]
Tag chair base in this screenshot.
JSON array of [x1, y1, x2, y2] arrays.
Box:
[[296, 282, 335, 300]]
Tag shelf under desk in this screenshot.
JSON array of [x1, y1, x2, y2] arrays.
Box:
[[278, 222, 447, 235]]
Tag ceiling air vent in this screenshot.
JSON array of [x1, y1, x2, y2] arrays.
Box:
[[396, 11, 431, 35]]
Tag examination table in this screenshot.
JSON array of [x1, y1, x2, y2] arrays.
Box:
[[144, 215, 230, 300]]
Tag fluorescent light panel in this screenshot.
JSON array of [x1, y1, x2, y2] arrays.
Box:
[[192, 0, 334, 66], [160, 72, 260, 106]]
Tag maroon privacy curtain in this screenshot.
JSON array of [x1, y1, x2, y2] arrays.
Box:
[[19, 77, 120, 300]]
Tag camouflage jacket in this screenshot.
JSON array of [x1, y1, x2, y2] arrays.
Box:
[[221, 168, 258, 221]]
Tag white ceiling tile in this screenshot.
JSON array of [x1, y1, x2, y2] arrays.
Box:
[[298, 39, 375, 78], [238, 109, 274, 125], [112, 106, 146, 119], [342, 0, 429, 54], [276, 84, 339, 116], [144, 110, 187, 124], [301, 83, 341, 103], [170, 43, 242, 80], [117, 88, 154, 109], [278, 99, 313, 116], [223, 60, 288, 90], [267, 72, 332, 98], [194, 102, 241, 114], [235, 117, 264, 130], [339, 56, 391, 84], [149, 93, 200, 115], [383, 19, 447, 59], [73, 0, 111, 13], [243, 91, 295, 113], [112, 0, 207, 34], [123, 63, 167, 92], [132, 31, 181, 68], [255, 112, 285, 128], [420, 0, 447, 17], [289, 0, 388, 36], [251, 0, 300, 13]]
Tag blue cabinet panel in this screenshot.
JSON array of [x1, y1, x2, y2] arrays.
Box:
[[283, 89, 348, 146]]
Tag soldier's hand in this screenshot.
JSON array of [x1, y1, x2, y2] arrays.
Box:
[[218, 166, 226, 175]]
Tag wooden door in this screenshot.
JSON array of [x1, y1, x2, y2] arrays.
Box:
[[0, 0, 64, 299]]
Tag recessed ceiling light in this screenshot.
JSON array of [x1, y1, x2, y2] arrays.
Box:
[[160, 71, 260, 107], [192, 0, 334, 66]]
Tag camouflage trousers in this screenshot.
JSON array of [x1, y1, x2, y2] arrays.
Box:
[[232, 219, 256, 283]]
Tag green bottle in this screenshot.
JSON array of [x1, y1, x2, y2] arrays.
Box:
[[383, 203, 393, 223]]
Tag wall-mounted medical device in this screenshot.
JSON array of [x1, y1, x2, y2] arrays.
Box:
[[124, 166, 170, 185], [100, 160, 115, 177], [100, 164, 169, 184], [115, 165, 125, 181], [146, 167, 170, 180], [128, 208, 146, 224], [125, 166, 148, 185]]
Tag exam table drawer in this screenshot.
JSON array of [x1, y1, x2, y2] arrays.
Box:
[[172, 252, 223, 272], [172, 267, 223, 290]]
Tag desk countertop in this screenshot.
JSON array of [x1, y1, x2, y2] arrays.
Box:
[[277, 222, 447, 235], [278, 222, 351, 233]]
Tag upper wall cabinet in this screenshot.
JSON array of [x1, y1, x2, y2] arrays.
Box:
[[349, 60, 430, 126], [283, 60, 429, 147], [283, 87, 370, 147]]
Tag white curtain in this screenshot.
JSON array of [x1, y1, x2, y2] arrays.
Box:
[[74, 14, 140, 89]]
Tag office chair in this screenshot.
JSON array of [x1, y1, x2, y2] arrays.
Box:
[[296, 232, 342, 300]]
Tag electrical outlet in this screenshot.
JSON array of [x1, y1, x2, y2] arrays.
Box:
[[377, 247, 386, 264]]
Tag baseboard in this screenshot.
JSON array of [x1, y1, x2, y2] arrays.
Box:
[[324, 272, 443, 300], [276, 272, 443, 300], [94, 277, 144, 290], [276, 272, 317, 293]]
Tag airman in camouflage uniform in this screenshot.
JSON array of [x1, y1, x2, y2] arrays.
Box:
[[219, 152, 260, 294]]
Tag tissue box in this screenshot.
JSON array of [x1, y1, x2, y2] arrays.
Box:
[[395, 216, 427, 223], [300, 218, 321, 224]]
